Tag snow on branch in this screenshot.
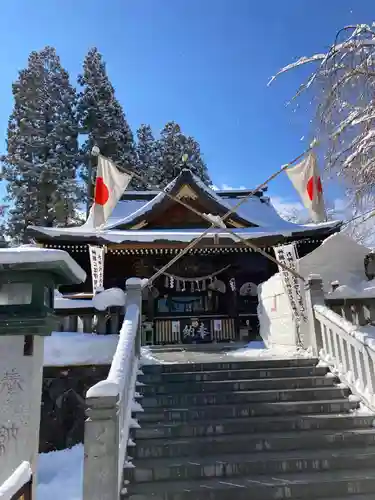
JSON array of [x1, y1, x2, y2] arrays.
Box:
[[270, 23, 375, 205]]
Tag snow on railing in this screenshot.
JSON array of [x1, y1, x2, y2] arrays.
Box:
[[325, 285, 375, 327], [54, 288, 126, 334], [314, 303, 375, 410], [305, 274, 375, 411], [82, 278, 144, 500], [0, 461, 32, 500]]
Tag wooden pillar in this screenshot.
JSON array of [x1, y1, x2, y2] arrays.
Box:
[[109, 310, 120, 334], [232, 290, 240, 340], [146, 293, 154, 321]]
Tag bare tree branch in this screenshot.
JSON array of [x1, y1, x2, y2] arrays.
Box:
[[270, 23, 375, 208]]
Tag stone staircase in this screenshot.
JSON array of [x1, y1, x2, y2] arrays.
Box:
[[125, 357, 375, 499]]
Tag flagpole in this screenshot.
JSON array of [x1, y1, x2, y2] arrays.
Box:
[[86, 145, 100, 219]]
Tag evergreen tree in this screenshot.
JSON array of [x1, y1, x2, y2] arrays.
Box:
[[157, 121, 211, 187], [2, 46, 80, 242], [78, 48, 136, 193], [134, 124, 161, 189]]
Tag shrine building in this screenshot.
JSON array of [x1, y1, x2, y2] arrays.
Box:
[[28, 169, 340, 344]]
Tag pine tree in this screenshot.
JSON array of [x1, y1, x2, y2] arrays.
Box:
[[134, 124, 161, 189], [2, 46, 80, 242], [157, 121, 211, 187], [78, 48, 136, 194]]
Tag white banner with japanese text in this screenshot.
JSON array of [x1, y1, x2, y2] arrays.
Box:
[[273, 243, 307, 325], [89, 245, 105, 295]]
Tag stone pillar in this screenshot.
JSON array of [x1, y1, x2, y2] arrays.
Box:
[[109, 310, 120, 334], [304, 274, 325, 356], [82, 314, 94, 334], [125, 278, 144, 356], [83, 391, 119, 500], [67, 315, 78, 332], [96, 313, 108, 335]]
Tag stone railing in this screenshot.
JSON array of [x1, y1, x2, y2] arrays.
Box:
[[325, 295, 375, 327], [56, 308, 122, 335], [305, 274, 375, 410], [55, 290, 126, 334], [82, 278, 144, 500]]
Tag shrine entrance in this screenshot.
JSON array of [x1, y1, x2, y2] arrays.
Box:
[[141, 252, 271, 345]]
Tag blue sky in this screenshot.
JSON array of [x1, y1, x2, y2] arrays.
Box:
[[0, 0, 372, 214]]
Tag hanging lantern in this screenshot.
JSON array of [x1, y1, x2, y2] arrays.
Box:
[[239, 282, 258, 296]]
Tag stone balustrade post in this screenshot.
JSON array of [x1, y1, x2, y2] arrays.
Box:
[[304, 274, 325, 356], [83, 392, 119, 500], [125, 278, 144, 356]]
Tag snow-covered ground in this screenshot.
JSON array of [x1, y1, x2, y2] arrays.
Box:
[[140, 341, 313, 365], [37, 445, 83, 500]]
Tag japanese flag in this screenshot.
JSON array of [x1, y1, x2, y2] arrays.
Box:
[[90, 156, 132, 228], [285, 152, 326, 223]]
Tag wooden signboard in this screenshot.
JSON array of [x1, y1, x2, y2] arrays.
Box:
[[181, 317, 211, 344]]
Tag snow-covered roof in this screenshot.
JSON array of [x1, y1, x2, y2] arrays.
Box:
[[27, 169, 342, 243], [0, 246, 86, 284], [28, 223, 341, 245], [83, 169, 300, 231]]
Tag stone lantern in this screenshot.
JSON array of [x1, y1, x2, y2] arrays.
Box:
[[0, 246, 86, 498]]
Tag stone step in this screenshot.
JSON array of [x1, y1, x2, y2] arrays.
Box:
[[318, 497, 375, 500], [141, 358, 319, 374], [125, 468, 375, 499], [138, 398, 358, 423], [133, 428, 375, 459], [140, 365, 328, 384], [135, 413, 375, 440], [139, 375, 337, 395], [141, 387, 349, 408], [126, 447, 375, 483]]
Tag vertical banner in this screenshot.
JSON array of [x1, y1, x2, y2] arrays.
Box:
[[273, 243, 307, 325], [89, 245, 105, 295], [171, 320, 180, 335], [214, 319, 222, 332]]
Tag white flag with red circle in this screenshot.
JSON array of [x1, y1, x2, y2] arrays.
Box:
[[285, 152, 326, 223], [89, 156, 132, 228]]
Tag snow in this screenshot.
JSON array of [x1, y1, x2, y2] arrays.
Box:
[[101, 174, 179, 230], [54, 288, 126, 310], [54, 297, 93, 309], [222, 195, 299, 229], [37, 445, 83, 500], [43, 331, 119, 366], [327, 279, 375, 299], [258, 233, 370, 348], [227, 342, 313, 360], [28, 223, 339, 245], [91, 288, 126, 311], [139, 343, 313, 365], [29, 166, 340, 241], [0, 462, 31, 500], [86, 302, 140, 398], [0, 245, 86, 283], [103, 199, 151, 228]]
